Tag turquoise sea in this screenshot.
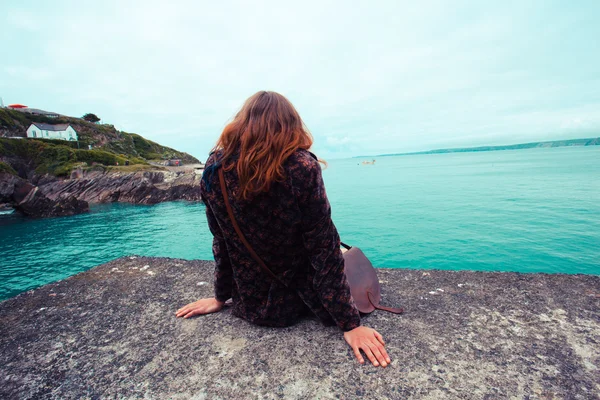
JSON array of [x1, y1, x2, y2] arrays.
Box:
[[1, 146, 599, 301]]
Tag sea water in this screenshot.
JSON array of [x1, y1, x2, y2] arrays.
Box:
[[1, 146, 599, 300]]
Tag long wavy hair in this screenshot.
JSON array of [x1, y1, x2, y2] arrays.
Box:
[[214, 91, 318, 200]]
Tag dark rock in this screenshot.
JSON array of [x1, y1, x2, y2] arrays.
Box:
[[0, 156, 33, 179], [14, 185, 89, 218], [0, 172, 89, 218], [11, 178, 36, 204], [31, 173, 59, 187], [0, 167, 201, 218], [0, 172, 23, 203], [0, 258, 598, 399], [39, 169, 202, 205], [69, 167, 84, 180]]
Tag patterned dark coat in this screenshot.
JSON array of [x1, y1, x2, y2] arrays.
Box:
[[200, 149, 361, 331]]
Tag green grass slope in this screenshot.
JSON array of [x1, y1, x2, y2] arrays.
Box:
[[0, 108, 199, 167], [0, 137, 148, 176]]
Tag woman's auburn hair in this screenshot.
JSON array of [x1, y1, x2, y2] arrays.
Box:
[[215, 91, 320, 200]]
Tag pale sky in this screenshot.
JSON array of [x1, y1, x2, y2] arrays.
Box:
[[1, 0, 599, 160]]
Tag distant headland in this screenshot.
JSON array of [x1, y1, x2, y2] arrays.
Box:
[[359, 137, 600, 158]]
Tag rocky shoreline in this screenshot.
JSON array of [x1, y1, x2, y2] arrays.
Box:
[[0, 167, 203, 218], [0, 257, 599, 399]]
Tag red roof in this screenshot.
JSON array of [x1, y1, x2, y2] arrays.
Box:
[[8, 104, 28, 109]]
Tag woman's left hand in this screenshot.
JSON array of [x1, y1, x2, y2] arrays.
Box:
[[176, 298, 225, 319]]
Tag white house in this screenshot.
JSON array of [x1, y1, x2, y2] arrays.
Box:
[[27, 123, 78, 141]]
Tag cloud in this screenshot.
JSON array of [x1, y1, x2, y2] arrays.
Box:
[[326, 136, 352, 146], [1, 0, 599, 159], [4, 66, 53, 81], [5, 8, 39, 31]]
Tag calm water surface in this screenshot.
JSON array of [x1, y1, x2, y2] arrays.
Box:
[[1, 146, 599, 300]]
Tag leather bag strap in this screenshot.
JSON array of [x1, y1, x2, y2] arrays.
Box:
[[218, 168, 285, 286], [367, 292, 404, 314]]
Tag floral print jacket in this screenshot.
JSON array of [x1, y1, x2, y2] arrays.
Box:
[[200, 149, 361, 332]]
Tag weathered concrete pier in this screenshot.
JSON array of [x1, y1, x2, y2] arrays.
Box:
[[1, 257, 599, 399]]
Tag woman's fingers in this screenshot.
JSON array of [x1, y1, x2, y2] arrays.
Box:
[[367, 342, 388, 367], [352, 345, 365, 364], [371, 331, 391, 365], [176, 298, 223, 318], [379, 343, 391, 364], [182, 308, 194, 318], [176, 307, 194, 317], [373, 331, 385, 346], [175, 307, 188, 317], [178, 304, 200, 318], [176, 303, 196, 316], [361, 343, 379, 367], [184, 305, 208, 318], [177, 305, 189, 313]]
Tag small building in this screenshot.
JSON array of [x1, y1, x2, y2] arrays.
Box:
[[22, 108, 60, 118], [27, 123, 78, 141], [167, 159, 182, 166]]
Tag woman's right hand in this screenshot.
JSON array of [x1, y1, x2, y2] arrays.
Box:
[[176, 298, 225, 319], [343, 326, 391, 367]]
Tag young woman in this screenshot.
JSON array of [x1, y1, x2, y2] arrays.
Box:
[[176, 91, 390, 368]]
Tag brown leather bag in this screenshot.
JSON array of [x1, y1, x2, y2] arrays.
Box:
[[340, 243, 403, 314], [218, 168, 403, 315]]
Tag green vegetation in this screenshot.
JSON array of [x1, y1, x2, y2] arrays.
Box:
[[0, 108, 70, 128], [0, 108, 30, 130], [0, 138, 147, 177], [105, 164, 167, 173], [0, 106, 199, 178], [82, 113, 101, 123], [28, 137, 81, 148], [0, 160, 17, 175], [97, 131, 196, 163]]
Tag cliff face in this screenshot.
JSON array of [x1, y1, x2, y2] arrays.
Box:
[[0, 257, 598, 399], [0, 167, 202, 217], [48, 168, 203, 205], [0, 172, 89, 217]]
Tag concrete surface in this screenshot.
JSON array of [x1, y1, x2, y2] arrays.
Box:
[[1, 257, 599, 399]]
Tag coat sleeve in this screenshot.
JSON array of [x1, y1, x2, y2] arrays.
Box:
[[295, 154, 361, 331], [202, 187, 233, 303]]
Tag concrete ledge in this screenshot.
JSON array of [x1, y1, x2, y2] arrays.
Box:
[[1, 257, 599, 399]]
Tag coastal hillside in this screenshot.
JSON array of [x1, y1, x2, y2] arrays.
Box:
[[0, 107, 203, 218], [372, 137, 600, 157], [0, 108, 199, 165]]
